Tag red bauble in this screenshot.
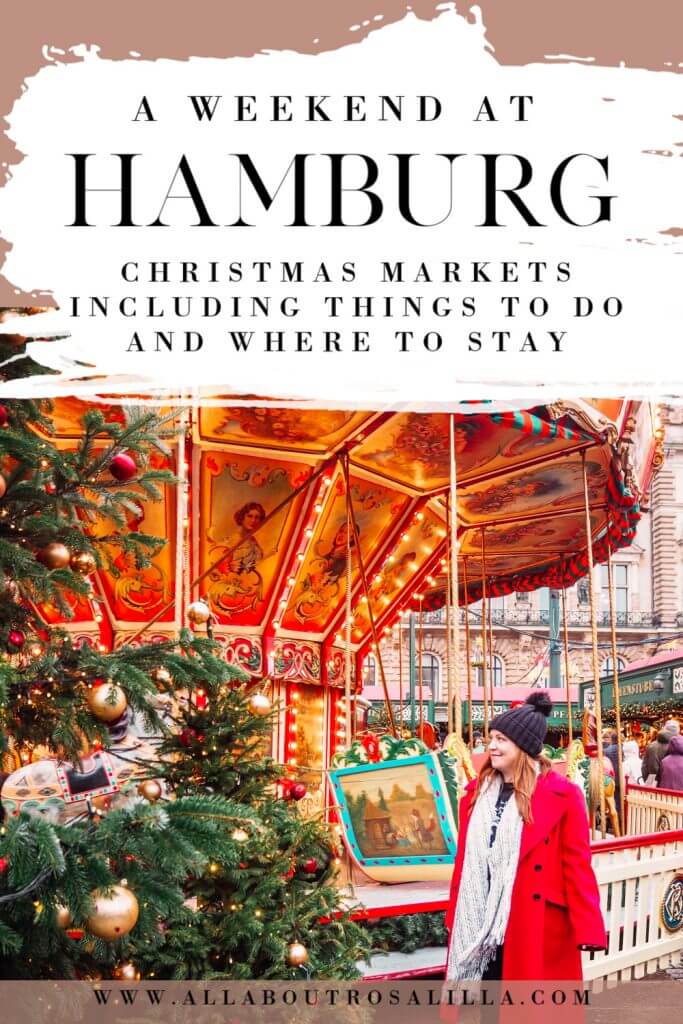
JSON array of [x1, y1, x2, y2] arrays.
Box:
[[178, 728, 197, 748], [0, 856, 8, 874], [66, 927, 85, 941], [0, 405, 8, 427], [45, 482, 57, 495], [7, 630, 25, 650], [302, 857, 318, 874], [289, 782, 307, 801], [110, 453, 137, 482]]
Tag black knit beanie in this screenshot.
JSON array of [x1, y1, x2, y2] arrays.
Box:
[[489, 692, 553, 757]]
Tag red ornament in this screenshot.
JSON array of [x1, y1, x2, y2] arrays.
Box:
[[289, 782, 307, 801], [361, 733, 380, 762], [7, 630, 25, 650], [0, 856, 8, 874], [110, 453, 137, 482], [0, 405, 8, 427], [66, 927, 85, 941], [282, 868, 295, 880], [302, 857, 318, 874], [45, 482, 57, 494], [178, 728, 197, 748]]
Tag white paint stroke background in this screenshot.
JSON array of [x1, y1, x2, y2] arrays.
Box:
[[0, 8, 682, 406]]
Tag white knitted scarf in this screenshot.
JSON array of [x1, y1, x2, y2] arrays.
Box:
[[446, 775, 524, 981]]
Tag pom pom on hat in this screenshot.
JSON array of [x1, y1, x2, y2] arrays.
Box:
[[524, 691, 553, 717]]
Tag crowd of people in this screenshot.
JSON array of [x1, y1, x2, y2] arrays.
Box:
[[605, 717, 683, 792]]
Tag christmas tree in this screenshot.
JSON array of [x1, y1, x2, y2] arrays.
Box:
[[143, 682, 370, 979], [0, 323, 370, 978]]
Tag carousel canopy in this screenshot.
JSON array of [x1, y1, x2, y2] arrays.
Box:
[[39, 398, 659, 675]]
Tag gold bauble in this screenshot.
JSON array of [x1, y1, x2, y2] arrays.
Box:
[[150, 665, 172, 689], [231, 827, 249, 843], [55, 904, 72, 929], [187, 599, 211, 625], [113, 962, 140, 981], [70, 550, 96, 576], [85, 884, 139, 941], [248, 692, 272, 717], [0, 474, 5, 499], [286, 941, 309, 967], [37, 542, 71, 570], [137, 779, 163, 803], [85, 682, 127, 722]]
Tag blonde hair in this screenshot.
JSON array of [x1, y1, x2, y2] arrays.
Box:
[[475, 749, 552, 824]]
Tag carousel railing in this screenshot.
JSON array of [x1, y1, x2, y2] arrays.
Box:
[[584, 828, 683, 985], [625, 781, 683, 835]]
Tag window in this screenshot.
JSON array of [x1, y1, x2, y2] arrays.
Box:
[[577, 578, 590, 605], [601, 655, 626, 678], [416, 652, 440, 701], [538, 587, 550, 623], [601, 564, 628, 623], [475, 654, 504, 687], [364, 655, 376, 687]]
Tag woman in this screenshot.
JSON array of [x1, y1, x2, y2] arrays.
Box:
[[445, 692, 606, 983]]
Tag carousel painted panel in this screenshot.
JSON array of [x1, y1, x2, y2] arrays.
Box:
[[198, 450, 311, 627], [218, 634, 263, 678], [330, 736, 459, 883], [279, 474, 409, 635], [198, 406, 371, 455], [269, 638, 321, 682], [350, 409, 587, 492], [324, 647, 356, 688]]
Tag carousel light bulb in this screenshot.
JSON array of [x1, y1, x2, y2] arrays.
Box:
[[322, 475, 332, 486], [272, 620, 280, 629], [288, 577, 296, 585], [314, 503, 323, 513], [427, 576, 435, 585], [289, 742, 297, 751], [387, 555, 396, 564], [291, 690, 299, 701], [297, 552, 305, 561], [374, 574, 382, 583], [416, 512, 424, 521], [289, 757, 297, 766], [305, 528, 314, 538], [402, 533, 410, 542], [279, 598, 287, 606]]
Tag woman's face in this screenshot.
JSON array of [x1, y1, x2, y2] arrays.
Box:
[[242, 508, 264, 532], [488, 729, 520, 781]]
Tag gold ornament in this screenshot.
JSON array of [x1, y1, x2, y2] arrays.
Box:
[[187, 599, 211, 625], [55, 904, 72, 929], [85, 884, 139, 941], [37, 542, 71, 570], [113, 962, 140, 981], [248, 692, 272, 717], [231, 827, 249, 843], [85, 682, 127, 722], [70, 550, 96, 576], [137, 779, 163, 803], [286, 941, 309, 967], [0, 474, 5, 499], [150, 666, 172, 689]]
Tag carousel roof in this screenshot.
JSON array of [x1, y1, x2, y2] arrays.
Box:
[[39, 398, 660, 665]]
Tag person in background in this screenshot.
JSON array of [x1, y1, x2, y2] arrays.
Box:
[[663, 718, 681, 736], [622, 739, 644, 786], [602, 729, 622, 811], [641, 727, 673, 784], [472, 731, 485, 753], [657, 732, 683, 791]]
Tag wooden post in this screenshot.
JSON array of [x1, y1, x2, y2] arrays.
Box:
[[561, 578, 573, 747], [607, 549, 626, 835], [463, 557, 474, 749], [449, 414, 462, 739], [582, 452, 607, 839], [481, 527, 489, 741]]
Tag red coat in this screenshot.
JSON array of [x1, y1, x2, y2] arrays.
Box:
[[445, 770, 606, 981]]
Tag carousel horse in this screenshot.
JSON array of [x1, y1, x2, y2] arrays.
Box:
[[566, 708, 621, 836], [443, 732, 477, 790], [0, 692, 175, 824]]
